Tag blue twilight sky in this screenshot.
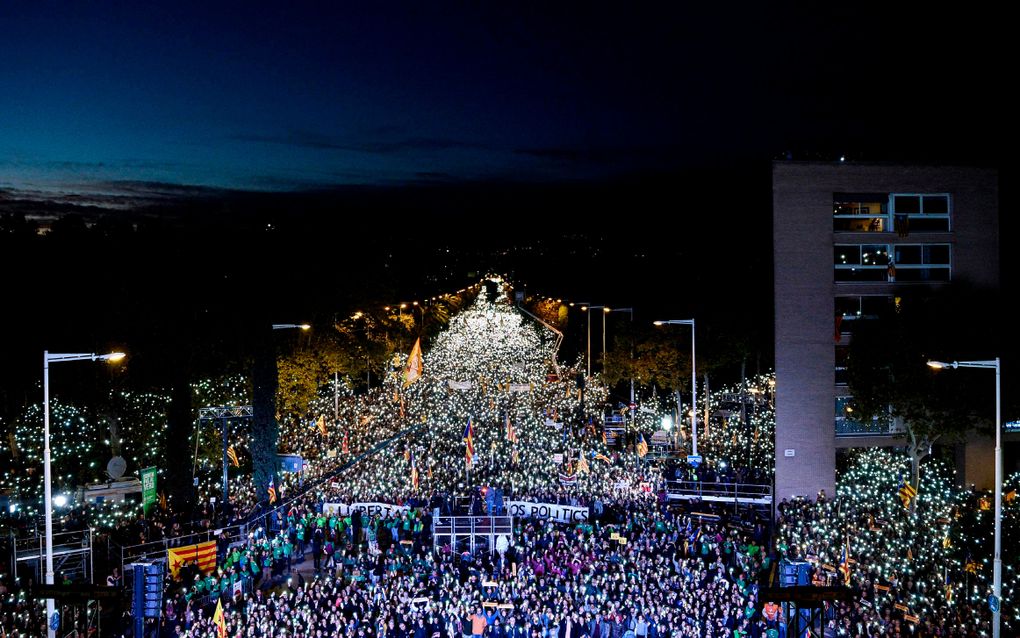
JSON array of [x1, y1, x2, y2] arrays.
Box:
[[0, 3, 1007, 196]]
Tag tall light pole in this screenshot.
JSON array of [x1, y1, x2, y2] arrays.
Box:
[[605, 308, 634, 403], [927, 358, 1001, 638], [582, 306, 609, 372], [654, 320, 697, 457], [43, 350, 125, 638], [570, 302, 592, 377]]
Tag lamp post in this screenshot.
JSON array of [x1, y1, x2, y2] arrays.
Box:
[[272, 323, 311, 331], [927, 358, 1001, 638], [43, 350, 125, 638], [570, 302, 592, 377], [605, 308, 635, 403], [654, 320, 697, 457]]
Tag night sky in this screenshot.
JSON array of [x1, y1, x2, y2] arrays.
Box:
[[1, 3, 1008, 197], [0, 3, 1012, 412]]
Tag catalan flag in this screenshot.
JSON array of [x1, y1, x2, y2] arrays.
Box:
[[898, 477, 918, 509], [267, 477, 277, 504], [594, 453, 611, 464], [342, 430, 350, 455], [316, 415, 327, 437], [227, 445, 240, 468], [158, 491, 167, 511], [506, 414, 517, 443], [464, 418, 475, 467], [213, 598, 227, 638], [410, 452, 419, 490], [577, 454, 590, 474], [636, 434, 649, 458], [404, 337, 423, 387], [838, 536, 851, 586], [168, 540, 217, 578]]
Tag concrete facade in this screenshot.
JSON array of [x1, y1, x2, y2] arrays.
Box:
[[773, 162, 999, 501]]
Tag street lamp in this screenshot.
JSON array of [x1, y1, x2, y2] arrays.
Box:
[[654, 320, 697, 457], [272, 323, 310, 330], [43, 350, 125, 638], [927, 357, 1001, 638], [572, 302, 592, 377], [605, 308, 635, 403]]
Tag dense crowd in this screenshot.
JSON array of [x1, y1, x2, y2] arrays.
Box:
[[165, 493, 773, 638], [2, 286, 1006, 638]]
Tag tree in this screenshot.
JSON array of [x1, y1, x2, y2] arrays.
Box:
[[847, 286, 999, 491]]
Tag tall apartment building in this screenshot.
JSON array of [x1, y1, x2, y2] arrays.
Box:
[[773, 162, 999, 501]]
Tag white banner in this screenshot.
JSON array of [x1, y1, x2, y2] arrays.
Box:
[[508, 383, 531, 393], [322, 502, 411, 518], [506, 500, 589, 523], [448, 380, 474, 390]]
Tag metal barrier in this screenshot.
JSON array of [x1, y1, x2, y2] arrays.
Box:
[[432, 516, 513, 555], [118, 525, 248, 574], [666, 480, 772, 506], [11, 528, 93, 585]]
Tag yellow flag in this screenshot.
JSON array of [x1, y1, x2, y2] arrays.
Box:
[[404, 338, 423, 387], [213, 598, 227, 638]]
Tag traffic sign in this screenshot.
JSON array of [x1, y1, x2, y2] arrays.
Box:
[[687, 455, 702, 467], [989, 594, 1000, 613]]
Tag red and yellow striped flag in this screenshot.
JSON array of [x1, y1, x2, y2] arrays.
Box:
[[168, 540, 217, 578]]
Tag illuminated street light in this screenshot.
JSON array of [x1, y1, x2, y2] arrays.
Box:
[[43, 350, 125, 638]]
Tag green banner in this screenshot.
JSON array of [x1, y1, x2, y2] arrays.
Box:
[[141, 467, 157, 516]]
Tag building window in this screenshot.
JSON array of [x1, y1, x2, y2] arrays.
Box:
[[833, 193, 889, 232], [835, 243, 951, 282], [834, 193, 951, 233], [834, 244, 890, 281], [891, 193, 951, 232], [892, 243, 952, 282], [835, 295, 893, 320], [834, 345, 850, 386], [835, 396, 888, 435]]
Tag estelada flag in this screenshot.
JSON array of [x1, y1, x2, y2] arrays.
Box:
[[404, 337, 423, 387], [268, 477, 277, 504], [168, 540, 217, 578], [636, 434, 649, 458], [227, 445, 240, 468], [316, 415, 327, 436], [506, 414, 517, 443], [213, 598, 227, 638], [464, 418, 475, 467]]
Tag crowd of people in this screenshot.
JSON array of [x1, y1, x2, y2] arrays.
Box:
[[1, 287, 1003, 638], [165, 492, 775, 638]]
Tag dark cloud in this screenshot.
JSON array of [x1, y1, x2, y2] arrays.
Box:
[[514, 145, 684, 165], [230, 131, 493, 155]]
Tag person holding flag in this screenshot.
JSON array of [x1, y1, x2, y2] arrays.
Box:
[[838, 536, 851, 586], [898, 476, 918, 509], [267, 476, 277, 504], [404, 337, 424, 386], [464, 417, 475, 468], [213, 598, 227, 638]]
